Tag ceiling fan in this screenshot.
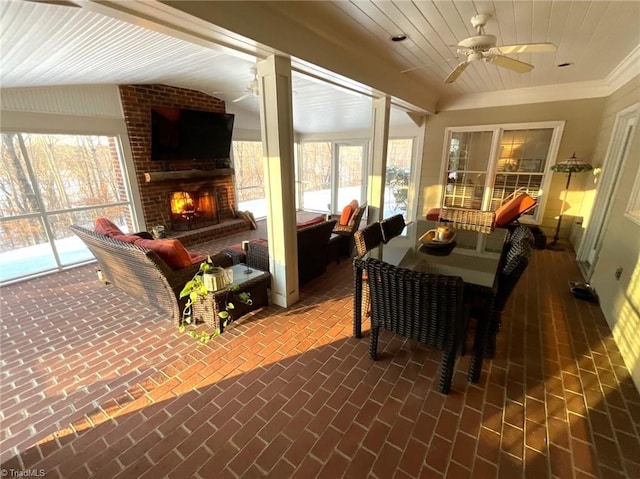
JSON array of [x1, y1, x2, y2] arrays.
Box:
[[213, 67, 259, 103], [443, 14, 556, 83]]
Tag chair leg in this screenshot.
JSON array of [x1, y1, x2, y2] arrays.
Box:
[[369, 325, 380, 360], [353, 263, 363, 338], [439, 347, 456, 394]]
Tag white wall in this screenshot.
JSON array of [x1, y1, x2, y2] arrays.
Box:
[[588, 76, 640, 391], [420, 97, 607, 238]]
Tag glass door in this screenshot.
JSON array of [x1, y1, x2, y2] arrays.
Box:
[[334, 142, 367, 212]]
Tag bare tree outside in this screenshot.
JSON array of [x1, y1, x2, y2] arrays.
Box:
[[0, 132, 132, 282]]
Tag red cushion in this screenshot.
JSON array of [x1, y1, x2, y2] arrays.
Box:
[[112, 234, 141, 244], [94, 217, 125, 237], [426, 208, 440, 221], [189, 252, 208, 265], [296, 215, 325, 229], [339, 200, 359, 226], [494, 194, 536, 227], [133, 238, 192, 270]]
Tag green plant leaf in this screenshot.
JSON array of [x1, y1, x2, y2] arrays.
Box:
[[227, 302, 235, 310], [179, 280, 195, 298], [218, 311, 229, 319], [179, 325, 185, 333]]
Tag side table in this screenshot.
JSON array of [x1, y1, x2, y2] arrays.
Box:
[[192, 264, 270, 332]]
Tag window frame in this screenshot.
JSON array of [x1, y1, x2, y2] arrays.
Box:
[[439, 121, 565, 224]]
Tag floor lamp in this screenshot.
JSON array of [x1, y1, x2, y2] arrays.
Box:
[[548, 153, 593, 250]]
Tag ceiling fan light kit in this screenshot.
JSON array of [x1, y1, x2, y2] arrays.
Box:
[[442, 14, 556, 83]]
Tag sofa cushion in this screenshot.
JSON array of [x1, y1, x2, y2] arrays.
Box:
[[297, 215, 325, 229], [94, 217, 125, 237], [494, 193, 536, 227], [133, 237, 192, 270], [339, 200, 359, 226]]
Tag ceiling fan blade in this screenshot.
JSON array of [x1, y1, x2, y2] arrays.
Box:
[[24, 0, 80, 7], [444, 62, 469, 84], [232, 93, 252, 103], [486, 55, 534, 73], [401, 63, 433, 74], [495, 43, 556, 55]]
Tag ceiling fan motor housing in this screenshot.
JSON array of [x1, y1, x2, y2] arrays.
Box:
[[458, 34, 497, 51]]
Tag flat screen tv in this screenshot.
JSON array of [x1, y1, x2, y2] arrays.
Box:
[[151, 107, 235, 162]]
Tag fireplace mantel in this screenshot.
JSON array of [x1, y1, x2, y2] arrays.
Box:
[[144, 168, 234, 183]]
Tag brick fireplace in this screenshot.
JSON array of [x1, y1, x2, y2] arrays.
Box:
[[119, 84, 249, 245]]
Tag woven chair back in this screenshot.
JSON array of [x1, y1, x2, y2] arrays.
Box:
[[354, 222, 384, 258], [438, 208, 496, 234], [495, 240, 532, 311], [364, 257, 466, 393], [380, 214, 406, 243]]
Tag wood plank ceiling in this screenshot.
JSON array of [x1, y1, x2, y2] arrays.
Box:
[[1, 0, 639, 134]]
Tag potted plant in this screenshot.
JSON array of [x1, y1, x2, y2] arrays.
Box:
[[179, 257, 252, 344]]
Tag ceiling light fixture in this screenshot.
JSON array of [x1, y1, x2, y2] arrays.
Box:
[[391, 33, 407, 42]]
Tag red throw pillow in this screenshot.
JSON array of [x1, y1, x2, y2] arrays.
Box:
[[339, 199, 359, 226], [189, 252, 208, 265], [494, 194, 536, 227], [296, 215, 325, 229], [426, 208, 441, 221], [112, 234, 141, 244], [94, 217, 125, 237], [134, 238, 192, 270]]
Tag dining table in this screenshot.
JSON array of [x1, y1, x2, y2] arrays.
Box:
[[400, 223, 509, 383]]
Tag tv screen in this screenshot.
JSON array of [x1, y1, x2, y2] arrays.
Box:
[[151, 107, 234, 162]]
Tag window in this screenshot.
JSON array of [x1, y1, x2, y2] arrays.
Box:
[[384, 138, 414, 218], [232, 141, 267, 218], [0, 132, 134, 284], [441, 122, 564, 223]]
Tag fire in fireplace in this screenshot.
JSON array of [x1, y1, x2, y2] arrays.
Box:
[[169, 190, 219, 231]]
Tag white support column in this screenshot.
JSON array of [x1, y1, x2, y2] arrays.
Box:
[[256, 55, 299, 307], [367, 96, 391, 223]]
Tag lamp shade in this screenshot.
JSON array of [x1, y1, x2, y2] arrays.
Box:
[[551, 153, 594, 173]]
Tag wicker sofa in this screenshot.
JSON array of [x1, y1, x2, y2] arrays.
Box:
[[70, 225, 233, 325], [246, 219, 337, 285]]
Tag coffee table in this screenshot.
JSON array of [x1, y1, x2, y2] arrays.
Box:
[[192, 264, 270, 331]]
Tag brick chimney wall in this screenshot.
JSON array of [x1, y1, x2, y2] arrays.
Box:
[[119, 84, 236, 230]]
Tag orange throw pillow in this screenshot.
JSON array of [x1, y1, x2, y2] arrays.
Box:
[[339, 200, 359, 226], [494, 194, 536, 227], [134, 238, 192, 270], [94, 217, 125, 237]]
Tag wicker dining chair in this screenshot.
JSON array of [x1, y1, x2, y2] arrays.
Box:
[[380, 214, 406, 243], [352, 222, 386, 337], [482, 238, 532, 357], [364, 257, 466, 394], [437, 208, 496, 234]]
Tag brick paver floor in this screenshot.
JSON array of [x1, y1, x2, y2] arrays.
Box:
[[1, 227, 639, 478]]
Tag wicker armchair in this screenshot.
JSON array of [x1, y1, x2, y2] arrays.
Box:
[[70, 225, 233, 325], [427, 190, 538, 234], [364, 257, 466, 394], [332, 203, 366, 258], [246, 219, 337, 285]]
